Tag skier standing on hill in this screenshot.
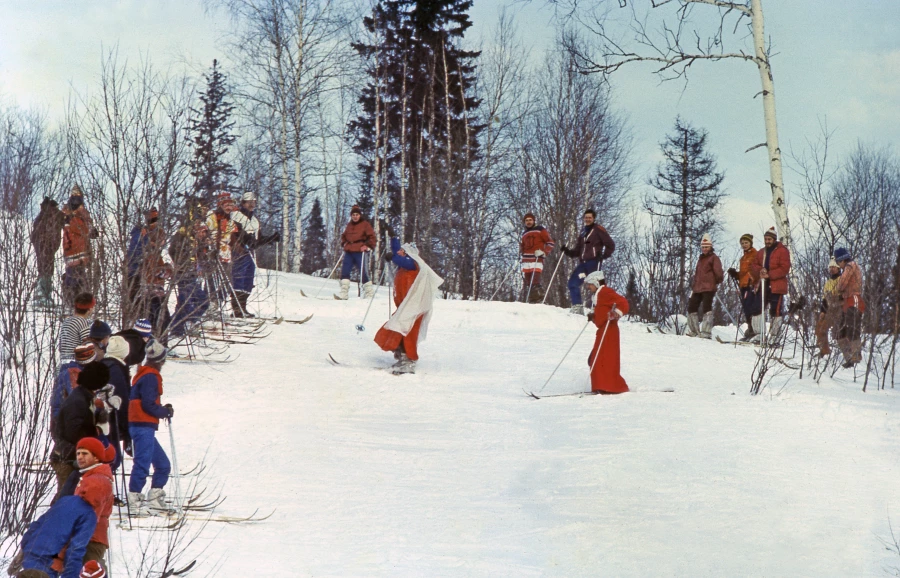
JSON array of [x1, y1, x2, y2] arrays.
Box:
[[833, 247, 865, 368], [686, 234, 724, 339], [336, 205, 376, 300], [230, 191, 280, 317], [750, 227, 792, 343], [519, 213, 555, 303], [584, 271, 629, 394], [128, 341, 174, 515], [727, 234, 759, 341], [62, 185, 97, 306], [31, 196, 66, 306], [374, 224, 443, 375], [101, 336, 131, 472], [560, 209, 615, 314], [125, 208, 166, 322], [169, 218, 212, 336], [815, 257, 843, 357]]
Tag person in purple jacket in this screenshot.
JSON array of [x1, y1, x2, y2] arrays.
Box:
[[561, 209, 615, 314]]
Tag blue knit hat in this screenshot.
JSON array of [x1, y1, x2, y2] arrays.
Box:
[[134, 319, 153, 338], [834, 247, 851, 263], [89, 320, 112, 340]]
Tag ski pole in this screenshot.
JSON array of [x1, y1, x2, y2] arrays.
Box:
[[167, 418, 183, 515], [359, 251, 366, 297], [313, 253, 344, 299], [356, 265, 388, 332], [535, 318, 591, 394], [524, 261, 535, 304], [714, 293, 737, 327], [542, 254, 565, 305], [760, 278, 767, 347], [274, 241, 280, 314], [489, 258, 520, 301], [588, 314, 614, 393]]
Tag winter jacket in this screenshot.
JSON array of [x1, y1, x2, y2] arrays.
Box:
[[564, 224, 615, 264], [591, 285, 629, 327], [752, 241, 791, 295], [206, 209, 237, 263], [31, 204, 65, 266], [102, 356, 131, 442], [63, 208, 93, 267], [55, 386, 100, 462], [836, 261, 865, 312], [126, 226, 150, 278], [51, 361, 82, 422], [520, 225, 555, 259], [58, 315, 91, 362], [20, 495, 97, 578], [388, 237, 419, 306], [341, 219, 376, 253], [129, 365, 169, 430], [738, 247, 759, 288], [820, 274, 841, 313], [74, 464, 114, 547], [692, 252, 724, 293]]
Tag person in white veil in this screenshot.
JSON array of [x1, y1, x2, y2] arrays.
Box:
[[374, 226, 443, 374]]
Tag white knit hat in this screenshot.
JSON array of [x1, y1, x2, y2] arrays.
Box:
[[106, 336, 129, 362], [584, 270, 605, 287], [241, 191, 257, 202], [700, 233, 713, 248]]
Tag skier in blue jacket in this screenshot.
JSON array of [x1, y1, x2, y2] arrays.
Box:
[[16, 495, 97, 578]]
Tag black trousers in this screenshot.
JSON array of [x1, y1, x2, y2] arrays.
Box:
[[687, 291, 715, 315]]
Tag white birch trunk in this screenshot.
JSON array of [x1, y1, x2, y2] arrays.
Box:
[[291, 0, 307, 274], [750, 0, 791, 250]]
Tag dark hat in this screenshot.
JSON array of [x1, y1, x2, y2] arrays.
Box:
[[41, 196, 58, 209], [350, 205, 362, 215], [68, 185, 84, 210], [76, 361, 110, 391], [523, 212, 535, 223], [74, 343, 97, 364], [76, 437, 116, 464], [740, 233, 753, 244], [89, 320, 112, 340], [764, 227, 777, 239], [834, 247, 851, 262], [145, 207, 159, 224]]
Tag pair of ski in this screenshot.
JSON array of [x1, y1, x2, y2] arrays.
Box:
[[327, 354, 413, 375], [714, 336, 801, 370], [260, 313, 314, 325], [523, 388, 674, 399]]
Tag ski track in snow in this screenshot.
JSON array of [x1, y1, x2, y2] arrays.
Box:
[[130, 272, 900, 577]]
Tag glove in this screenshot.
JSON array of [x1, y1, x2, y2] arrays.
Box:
[[164, 403, 174, 418], [96, 408, 109, 425], [608, 307, 623, 320], [270, 232, 281, 243], [534, 250, 545, 258], [97, 421, 110, 435], [587, 312, 594, 323], [383, 251, 393, 262], [106, 395, 122, 411], [727, 267, 739, 280]]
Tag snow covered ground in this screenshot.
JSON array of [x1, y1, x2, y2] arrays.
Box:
[[116, 270, 900, 577]]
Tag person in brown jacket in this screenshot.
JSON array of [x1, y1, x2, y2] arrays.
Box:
[[833, 247, 865, 367], [750, 227, 792, 343], [520, 213, 555, 303], [727, 233, 760, 341], [32, 197, 66, 306], [686, 233, 724, 339], [62, 185, 96, 306], [336, 205, 376, 300]]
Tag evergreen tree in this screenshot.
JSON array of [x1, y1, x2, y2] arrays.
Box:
[[645, 117, 725, 304], [188, 60, 237, 202], [349, 0, 482, 264], [301, 198, 328, 274]]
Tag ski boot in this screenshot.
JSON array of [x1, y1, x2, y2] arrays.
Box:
[[128, 492, 152, 517], [569, 304, 584, 315], [334, 279, 350, 300], [363, 282, 375, 299], [685, 312, 700, 337], [699, 312, 713, 339], [146, 488, 175, 514]]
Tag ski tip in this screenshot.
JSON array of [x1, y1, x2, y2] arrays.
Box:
[[327, 354, 340, 365], [522, 388, 540, 399]]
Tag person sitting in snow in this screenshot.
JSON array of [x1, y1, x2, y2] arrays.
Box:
[[686, 233, 724, 339], [584, 271, 629, 394], [374, 223, 443, 375]]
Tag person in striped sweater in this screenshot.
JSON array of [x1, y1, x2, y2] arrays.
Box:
[[58, 293, 95, 363]]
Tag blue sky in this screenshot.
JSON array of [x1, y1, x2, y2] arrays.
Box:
[[1, 0, 898, 241]]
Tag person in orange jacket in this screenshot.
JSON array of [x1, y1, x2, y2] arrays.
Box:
[[62, 185, 97, 306], [374, 224, 443, 375], [584, 270, 629, 394], [727, 233, 760, 341], [833, 247, 865, 368], [519, 213, 555, 303]]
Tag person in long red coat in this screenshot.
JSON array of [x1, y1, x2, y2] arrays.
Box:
[[584, 270, 629, 394], [374, 227, 443, 375]]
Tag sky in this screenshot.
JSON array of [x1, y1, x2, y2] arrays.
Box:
[[1, 0, 898, 242]]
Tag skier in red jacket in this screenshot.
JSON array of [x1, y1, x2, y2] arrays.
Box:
[[520, 213, 555, 303], [584, 271, 629, 394]]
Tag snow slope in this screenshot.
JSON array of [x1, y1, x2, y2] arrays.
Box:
[[119, 271, 900, 577]]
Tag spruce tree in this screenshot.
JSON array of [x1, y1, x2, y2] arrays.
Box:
[[645, 117, 725, 304], [301, 198, 328, 274], [188, 60, 237, 202]]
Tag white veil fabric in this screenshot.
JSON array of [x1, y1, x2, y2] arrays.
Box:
[[383, 243, 444, 341]]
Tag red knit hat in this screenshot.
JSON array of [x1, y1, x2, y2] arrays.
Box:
[[350, 205, 362, 215], [216, 191, 234, 209], [523, 212, 535, 223], [74, 292, 96, 312], [76, 437, 116, 463], [80, 560, 106, 578]]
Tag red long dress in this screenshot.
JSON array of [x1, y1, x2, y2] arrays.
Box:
[[374, 265, 424, 360], [588, 285, 630, 393]]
